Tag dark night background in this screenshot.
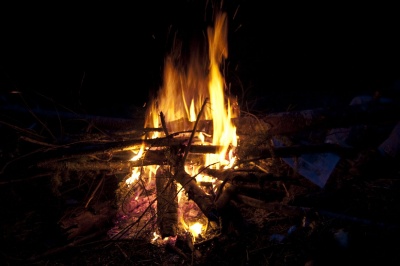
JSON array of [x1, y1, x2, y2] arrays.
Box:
[[1, 1, 400, 115]]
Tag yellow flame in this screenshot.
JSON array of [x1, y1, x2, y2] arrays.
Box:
[[198, 132, 205, 143], [130, 145, 144, 161], [206, 12, 237, 169], [189, 99, 196, 122], [189, 222, 203, 237], [151, 231, 161, 242], [139, 11, 238, 238], [144, 11, 237, 168], [126, 167, 141, 185]]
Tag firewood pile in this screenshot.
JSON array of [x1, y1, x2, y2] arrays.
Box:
[[1, 94, 400, 265]]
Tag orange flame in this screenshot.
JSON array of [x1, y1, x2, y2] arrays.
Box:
[[145, 11, 237, 170], [120, 11, 237, 242], [206, 12, 237, 168]]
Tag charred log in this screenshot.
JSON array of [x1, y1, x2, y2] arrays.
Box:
[[3, 100, 398, 176], [30, 143, 353, 175], [0, 137, 222, 176], [236, 101, 400, 136], [155, 166, 179, 238], [174, 168, 218, 222], [59, 200, 116, 241], [215, 182, 237, 210], [3, 99, 399, 141]]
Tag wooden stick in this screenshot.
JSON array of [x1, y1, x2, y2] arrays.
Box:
[[156, 166, 178, 238], [174, 169, 218, 221], [85, 174, 105, 208]]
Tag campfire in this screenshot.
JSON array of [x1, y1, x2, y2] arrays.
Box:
[[2, 3, 400, 265], [108, 11, 239, 244]]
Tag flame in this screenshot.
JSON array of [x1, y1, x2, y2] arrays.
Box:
[[121, 11, 238, 242], [206, 12, 237, 169], [130, 145, 144, 161], [145, 11, 237, 169], [151, 231, 161, 242], [189, 222, 203, 238], [126, 146, 145, 185], [126, 167, 141, 185]]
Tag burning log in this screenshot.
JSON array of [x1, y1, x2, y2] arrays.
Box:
[[170, 98, 218, 222], [156, 166, 179, 238], [133, 100, 397, 139], [1, 136, 222, 175], [31, 142, 353, 174], [2, 99, 398, 248], [215, 182, 237, 210], [172, 158, 219, 220], [3, 99, 399, 141], [2, 100, 397, 175], [202, 170, 289, 205]]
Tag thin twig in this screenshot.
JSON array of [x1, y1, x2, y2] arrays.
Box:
[[160, 111, 169, 136], [19, 136, 58, 147], [182, 98, 209, 165], [0, 120, 44, 139], [18, 93, 57, 141], [85, 174, 105, 208]]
